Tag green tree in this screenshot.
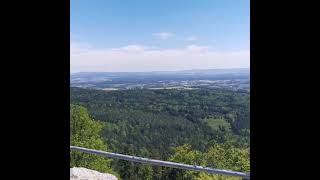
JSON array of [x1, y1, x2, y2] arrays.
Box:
[[70, 88, 250, 179], [167, 144, 204, 180], [167, 143, 249, 180], [70, 104, 119, 177], [137, 165, 153, 180], [205, 143, 250, 173]]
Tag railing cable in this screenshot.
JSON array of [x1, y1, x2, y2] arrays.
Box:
[[70, 146, 250, 179]]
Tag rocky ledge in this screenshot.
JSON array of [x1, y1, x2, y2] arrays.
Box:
[[70, 167, 118, 180]]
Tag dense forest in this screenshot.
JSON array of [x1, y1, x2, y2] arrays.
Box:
[[70, 87, 250, 179]]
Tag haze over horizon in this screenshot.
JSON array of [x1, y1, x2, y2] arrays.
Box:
[[71, 0, 250, 73], [71, 67, 250, 74]]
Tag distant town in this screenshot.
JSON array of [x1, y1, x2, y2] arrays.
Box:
[[71, 68, 250, 91]]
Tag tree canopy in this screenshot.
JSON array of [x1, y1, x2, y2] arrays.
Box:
[[70, 88, 250, 179]]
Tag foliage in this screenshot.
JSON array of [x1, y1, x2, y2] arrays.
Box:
[[70, 88, 250, 179], [166, 143, 249, 180], [70, 104, 119, 178]]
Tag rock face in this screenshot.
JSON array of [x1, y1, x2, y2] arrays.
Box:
[[70, 167, 118, 180]]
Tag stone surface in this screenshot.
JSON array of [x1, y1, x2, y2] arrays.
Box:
[[70, 167, 118, 180]]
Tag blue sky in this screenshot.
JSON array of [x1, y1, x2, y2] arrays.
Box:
[[71, 0, 250, 72]]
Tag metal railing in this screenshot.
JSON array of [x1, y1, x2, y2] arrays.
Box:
[[70, 146, 250, 179]]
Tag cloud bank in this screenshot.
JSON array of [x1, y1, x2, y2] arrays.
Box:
[[71, 43, 249, 73]]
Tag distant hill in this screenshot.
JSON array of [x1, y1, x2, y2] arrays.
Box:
[[70, 68, 250, 91], [71, 68, 249, 78]]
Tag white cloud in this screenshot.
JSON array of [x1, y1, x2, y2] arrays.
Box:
[[186, 36, 198, 41], [152, 32, 173, 40], [70, 42, 93, 55], [186, 45, 210, 52], [70, 42, 250, 73], [112, 45, 146, 52]]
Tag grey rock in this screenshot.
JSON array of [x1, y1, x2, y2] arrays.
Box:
[[70, 167, 118, 180]]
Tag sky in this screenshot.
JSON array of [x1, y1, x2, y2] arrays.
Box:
[[71, 0, 250, 73]]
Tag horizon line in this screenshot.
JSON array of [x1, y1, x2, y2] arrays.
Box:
[[70, 67, 250, 74]]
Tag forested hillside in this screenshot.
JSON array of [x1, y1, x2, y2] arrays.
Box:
[[70, 87, 250, 179]]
